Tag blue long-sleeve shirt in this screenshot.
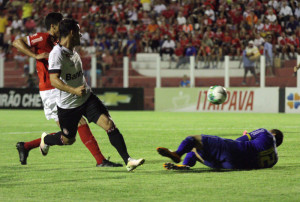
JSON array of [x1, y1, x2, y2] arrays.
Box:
[[235, 128, 278, 169]]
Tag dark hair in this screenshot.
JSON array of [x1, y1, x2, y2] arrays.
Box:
[[59, 18, 79, 39], [270, 129, 283, 147], [45, 12, 63, 30]]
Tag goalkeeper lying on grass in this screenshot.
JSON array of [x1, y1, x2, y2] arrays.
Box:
[[157, 128, 283, 170]]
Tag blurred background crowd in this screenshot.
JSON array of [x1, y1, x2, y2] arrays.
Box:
[[0, 0, 299, 71]]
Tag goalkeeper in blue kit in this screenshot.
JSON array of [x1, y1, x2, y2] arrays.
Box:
[[157, 128, 283, 170]]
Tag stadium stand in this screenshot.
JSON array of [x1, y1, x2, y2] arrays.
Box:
[[0, 0, 299, 109]]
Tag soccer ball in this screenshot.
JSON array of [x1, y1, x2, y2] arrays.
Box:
[[207, 85, 227, 104]]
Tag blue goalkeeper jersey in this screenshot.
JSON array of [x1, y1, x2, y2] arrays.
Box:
[[197, 128, 278, 169], [235, 128, 278, 169]]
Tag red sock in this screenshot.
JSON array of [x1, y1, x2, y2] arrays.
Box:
[[24, 138, 41, 150], [78, 124, 105, 165]]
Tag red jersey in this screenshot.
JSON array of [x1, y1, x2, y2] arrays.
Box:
[[216, 18, 227, 27], [27, 32, 56, 91], [175, 47, 184, 57]]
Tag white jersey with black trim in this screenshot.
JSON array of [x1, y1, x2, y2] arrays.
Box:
[[48, 44, 91, 109]]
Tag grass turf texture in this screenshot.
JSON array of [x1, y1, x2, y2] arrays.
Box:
[[0, 110, 299, 201]]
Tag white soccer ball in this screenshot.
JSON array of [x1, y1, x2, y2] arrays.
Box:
[[207, 85, 227, 105]]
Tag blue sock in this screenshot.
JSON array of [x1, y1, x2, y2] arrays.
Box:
[[176, 136, 196, 156], [183, 152, 197, 167]]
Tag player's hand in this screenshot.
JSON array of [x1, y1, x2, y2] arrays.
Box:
[[35, 52, 49, 60], [294, 64, 300, 73], [73, 85, 86, 96]]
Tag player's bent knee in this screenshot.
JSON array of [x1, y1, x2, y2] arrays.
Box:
[[107, 119, 114, 129], [96, 114, 115, 131], [102, 118, 114, 131], [61, 136, 76, 145]]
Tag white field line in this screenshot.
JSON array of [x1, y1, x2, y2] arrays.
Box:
[[4, 126, 300, 135]]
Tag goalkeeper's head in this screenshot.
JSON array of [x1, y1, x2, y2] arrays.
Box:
[[270, 129, 284, 147]]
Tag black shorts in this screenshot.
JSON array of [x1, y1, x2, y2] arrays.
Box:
[[57, 93, 109, 138]]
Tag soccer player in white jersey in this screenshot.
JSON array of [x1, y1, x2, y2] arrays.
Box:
[[13, 12, 121, 168], [42, 18, 145, 171]]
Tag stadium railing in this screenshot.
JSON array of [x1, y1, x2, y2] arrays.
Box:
[[2, 54, 299, 89]]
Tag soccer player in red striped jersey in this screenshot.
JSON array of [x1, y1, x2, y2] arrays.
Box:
[[13, 12, 121, 167]]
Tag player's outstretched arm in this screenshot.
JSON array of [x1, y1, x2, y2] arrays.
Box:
[[49, 73, 86, 96], [235, 131, 251, 142], [12, 36, 49, 60]]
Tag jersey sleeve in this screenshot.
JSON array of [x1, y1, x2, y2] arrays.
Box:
[[248, 128, 270, 140], [235, 135, 251, 142], [48, 49, 62, 74], [27, 33, 44, 47]]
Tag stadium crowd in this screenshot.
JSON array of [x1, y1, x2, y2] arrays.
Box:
[[0, 0, 300, 70]]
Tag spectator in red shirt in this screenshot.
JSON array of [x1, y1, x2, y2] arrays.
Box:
[[165, 26, 176, 40], [263, 19, 273, 32], [287, 33, 299, 58], [277, 32, 289, 59], [135, 21, 146, 34], [215, 27, 224, 46], [222, 31, 232, 55], [231, 33, 242, 59], [116, 20, 128, 39], [291, 34, 300, 55], [162, 7, 175, 22], [216, 12, 227, 29], [175, 42, 188, 69], [179, 33, 190, 48], [271, 20, 282, 37], [104, 23, 115, 38], [192, 36, 201, 50]]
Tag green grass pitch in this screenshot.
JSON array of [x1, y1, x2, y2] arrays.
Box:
[[0, 110, 300, 201]]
